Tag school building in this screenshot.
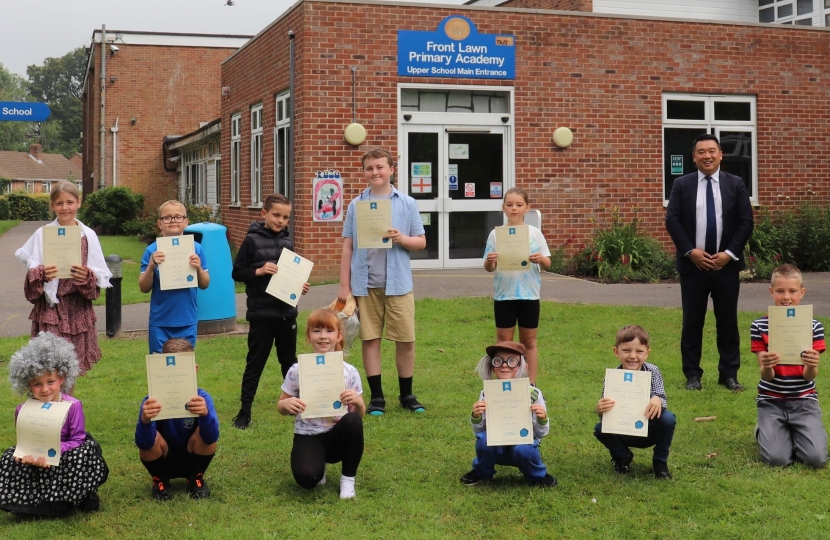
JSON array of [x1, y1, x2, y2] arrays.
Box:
[[208, 0, 830, 281]]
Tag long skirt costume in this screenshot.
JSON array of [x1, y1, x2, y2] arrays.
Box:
[[0, 396, 108, 515]]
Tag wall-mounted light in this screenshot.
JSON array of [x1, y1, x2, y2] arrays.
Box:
[[130, 117, 137, 125], [109, 76, 116, 84], [344, 123, 367, 146], [110, 44, 119, 54], [552, 127, 573, 148]]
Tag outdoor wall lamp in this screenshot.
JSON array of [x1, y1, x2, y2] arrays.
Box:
[[553, 127, 573, 148]]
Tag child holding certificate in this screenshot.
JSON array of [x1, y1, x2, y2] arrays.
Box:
[[135, 338, 218, 500], [594, 326, 675, 479], [0, 332, 108, 515], [483, 188, 551, 385], [278, 309, 365, 499], [751, 264, 827, 468], [138, 200, 210, 354], [15, 182, 112, 389], [231, 193, 310, 429], [460, 341, 556, 487], [339, 148, 426, 415]]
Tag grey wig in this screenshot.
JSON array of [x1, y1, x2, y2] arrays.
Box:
[[9, 332, 79, 396], [474, 354, 529, 380]]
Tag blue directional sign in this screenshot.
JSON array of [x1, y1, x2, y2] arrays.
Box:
[[0, 102, 52, 122]]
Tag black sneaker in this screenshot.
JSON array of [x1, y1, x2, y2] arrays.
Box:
[[187, 474, 211, 500], [612, 451, 634, 474], [529, 473, 558, 487], [653, 460, 673, 479], [232, 409, 251, 430], [152, 476, 172, 501], [460, 469, 485, 485], [77, 492, 100, 512]]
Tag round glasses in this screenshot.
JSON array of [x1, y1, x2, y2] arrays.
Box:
[[159, 215, 186, 224], [491, 355, 520, 369]]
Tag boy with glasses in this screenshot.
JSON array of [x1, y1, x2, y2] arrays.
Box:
[[460, 341, 556, 487], [139, 200, 210, 353]]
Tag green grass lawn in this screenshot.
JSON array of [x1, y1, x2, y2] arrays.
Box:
[[0, 220, 21, 237], [0, 298, 828, 538], [95, 236, 245, 306]]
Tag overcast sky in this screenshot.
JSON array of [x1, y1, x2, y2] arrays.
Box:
[[1, 0, 466, 78]]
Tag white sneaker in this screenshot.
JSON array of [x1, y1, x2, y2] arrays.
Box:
[[339, 475, 356, 499]]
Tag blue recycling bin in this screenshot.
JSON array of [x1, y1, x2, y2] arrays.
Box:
[[184, 222, 237, 334]]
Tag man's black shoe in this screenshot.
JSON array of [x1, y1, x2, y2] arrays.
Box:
[[685, 376, 702, 391], [719, 378, 744, 392]]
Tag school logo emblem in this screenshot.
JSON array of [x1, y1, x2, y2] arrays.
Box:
[[58, 228, 65, 236], [624, 372, 633, 382], [444, 17, 471, 40], [294, 256, 301, 264], [787, 308, 796, 317], [502, 382, 511, 392], [41, 403, 52, 410], [509, 228, 515, 235], [166, 356, 176, 366], [370, 202, 377, 210], [172, 238, 180, 247], [316, 355, 325, 365]]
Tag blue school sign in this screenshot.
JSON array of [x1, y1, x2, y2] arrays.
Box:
[[398, 16, 516, 80]]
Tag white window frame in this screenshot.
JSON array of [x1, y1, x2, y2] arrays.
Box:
[[274, 92, 290, 196], [250, 104, 263, 206], [759, 0, 815, 25], [42, 181, 52, 193], [25, 181, 34, 193], [230, 113, 241, 205], [662, 93, 757, 205]]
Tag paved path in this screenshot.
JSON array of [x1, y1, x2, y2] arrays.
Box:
[[2, 221, 830, 338]]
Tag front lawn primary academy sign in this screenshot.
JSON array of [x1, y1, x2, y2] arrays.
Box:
[[398, 16, 515, 80]]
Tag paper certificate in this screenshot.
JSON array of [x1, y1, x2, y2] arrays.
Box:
[[483, 378, 533, 447], [298, 352, 346, 420], [355, 200, 392, 249], [495, 225, 531, 271], [266, 249, 313, 307], [157, 235, 197, 291], [769, 305, 813, 365], [14, 399, 73, 466], [43, 225, 82, 279], [146, 352, 198, 421], [601, 369, 652, 437]]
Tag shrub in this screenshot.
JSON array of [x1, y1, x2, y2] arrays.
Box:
[[7, 192, 51, 221], [79, 187, 144, 235], [0, 196, 9, 220]]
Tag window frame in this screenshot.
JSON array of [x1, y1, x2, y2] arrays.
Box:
[[230, 113, 241, 206], [250, 104, 263, 207], [274, 92, 291, 196]]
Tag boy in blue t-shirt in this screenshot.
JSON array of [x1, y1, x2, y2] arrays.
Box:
[[135, 339, 219, 500], [138, 200, 210, 353]]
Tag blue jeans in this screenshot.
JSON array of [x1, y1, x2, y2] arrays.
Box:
[[472, 432, 547, 480], [594, 410, 676, 462]]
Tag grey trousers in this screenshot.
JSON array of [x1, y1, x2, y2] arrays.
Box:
[[757, 399, 828, 468]]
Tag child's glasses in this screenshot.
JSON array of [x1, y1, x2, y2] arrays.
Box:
[[159, 215, 186, 224], [491, 356, 520, 368]]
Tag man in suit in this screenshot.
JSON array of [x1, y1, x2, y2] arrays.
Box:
[[666, 134, 754, 392]]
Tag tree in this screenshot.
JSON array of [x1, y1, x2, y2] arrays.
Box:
[[0, 62, 31, 152], [26, 46, 86, 158]]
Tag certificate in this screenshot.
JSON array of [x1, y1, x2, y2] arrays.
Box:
[[601, 368, 651, 437], [495, 225, 530, 271], [43, 225, 81, 279], [146, 352, 198, 421], [157, 235, 197, 291], [483, 378, 533, 447], [266, 249, 313, 307], [355, 200, 392, 249], [14, 399, 73, 467], [298, 352, 346, 420], [768, 305, 813, 365]]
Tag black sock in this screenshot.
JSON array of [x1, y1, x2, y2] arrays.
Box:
[[140, 457, 168, 481], [399, 377, 413, 398], [367, 375, 384, 400], [189, 452, 215, 480]]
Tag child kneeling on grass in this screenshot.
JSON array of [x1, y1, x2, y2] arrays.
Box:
[[594, 325, 675, 479], [751, 264, 827, 468], [135, 339, 219, 500], [460, 341, 556, 487], [278, 309, 365, 499]]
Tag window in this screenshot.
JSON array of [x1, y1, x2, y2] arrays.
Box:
[[25, 181, 34, 193], [401, 88, 510, 113], [274, 92, 290, 196], [41, 181, 52, 193], [230, 113, 241, 205], [662, 94, 757, 204], [250, 104, 263, 206], [759, 0, 814, 24]]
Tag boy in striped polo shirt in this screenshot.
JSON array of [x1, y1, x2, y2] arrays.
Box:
[[751, 264, 827, 468]]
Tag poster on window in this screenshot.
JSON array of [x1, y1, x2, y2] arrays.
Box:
[[313, 170, 344, 222]]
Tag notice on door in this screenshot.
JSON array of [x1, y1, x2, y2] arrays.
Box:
[[465, 183, 475, 197]]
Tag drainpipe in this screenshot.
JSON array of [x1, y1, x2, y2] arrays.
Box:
[[111, 117, 119, 186], [288, 29, 295, 245], [99, 24, 107, 190]]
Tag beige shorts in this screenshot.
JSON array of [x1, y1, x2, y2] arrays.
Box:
[[357, 289, 415, 342]]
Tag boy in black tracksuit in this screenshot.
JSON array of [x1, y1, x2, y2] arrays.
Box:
[[231, 194, 309, 429]]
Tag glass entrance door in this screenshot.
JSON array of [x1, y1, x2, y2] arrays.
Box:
[[404, 125, 508, 268]]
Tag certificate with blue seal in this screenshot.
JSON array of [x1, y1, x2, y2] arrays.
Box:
[[495, 224, 530, 271], [601, 368, 651, 437], [146, 352, 198, 420], [483, 377, 532, 446], [356, 199, 392, 249], [14, 399, 73, 466], [156, 234, 197, 290], [43, 225, 81, 279], [266, 248, 313, 307], [769, 304, 812, 365], [298, 351, 345, 419]]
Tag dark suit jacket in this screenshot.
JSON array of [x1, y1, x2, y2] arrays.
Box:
[[665, 171, 754, 275]]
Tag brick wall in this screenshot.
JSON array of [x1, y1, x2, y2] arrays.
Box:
[[83, 44, 238, 211], [498, 0, 592, 11], [221, 0, 830, 282]]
